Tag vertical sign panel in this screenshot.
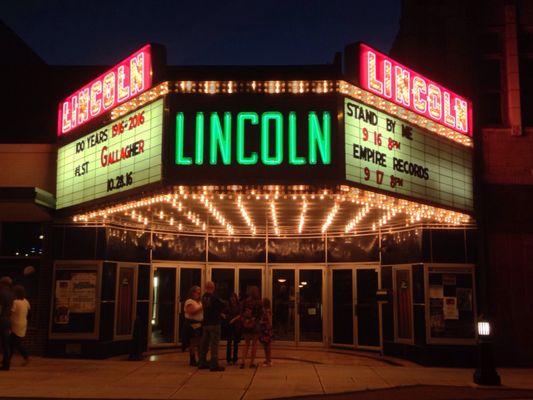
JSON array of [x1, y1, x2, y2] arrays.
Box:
[[359, 43, 473, 137], [56, 98, 163, 209], [344, 97, 473, 211], [58, 45, 152, 136]]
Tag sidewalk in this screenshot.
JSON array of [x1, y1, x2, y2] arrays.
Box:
[[0, 347, 532, 400]]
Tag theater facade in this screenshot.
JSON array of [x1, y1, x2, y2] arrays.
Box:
[[49, 43, 478, 364]]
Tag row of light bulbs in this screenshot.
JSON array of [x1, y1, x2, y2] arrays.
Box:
[[72, 186, 471, 235], [237, 195, 256, 236], [270, 201, 280, 236], [199, 194, 233, 235], [298, 200, 308, 234], [107, 79, 472, 148], [345, 204, 371, 233], [322, 202, 340, 233]]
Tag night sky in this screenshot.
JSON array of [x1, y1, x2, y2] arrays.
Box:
[[1, 0, 400, 66]]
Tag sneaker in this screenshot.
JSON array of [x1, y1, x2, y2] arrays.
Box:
[[210, 366, 225, 372], [262, 361, 272, 367], [198, 364, 209, 370], [239, 363, 245, 369], [249, 363, 257, 369]]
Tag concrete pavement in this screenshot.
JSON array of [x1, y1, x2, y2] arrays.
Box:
[[0, 347, 532, 399]]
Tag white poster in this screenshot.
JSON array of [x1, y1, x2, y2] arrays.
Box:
[[69, 272, 97, 313]]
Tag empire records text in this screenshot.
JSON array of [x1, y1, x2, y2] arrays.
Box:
[[346, 101, 430, 189]]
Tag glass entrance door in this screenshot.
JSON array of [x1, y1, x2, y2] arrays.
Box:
[[271, 267, 324, 345], [356, 268, 379, 348], [151, 267, 177, 346], [298, 269, 323, 342], [272, 269, 296, 342], [332, 269, 354, 345], [210, 268, 235, 302], [330, 266, 380, 349]]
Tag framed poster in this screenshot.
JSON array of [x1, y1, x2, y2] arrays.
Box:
[[426, 265, 476, 344], [50, 264, 100, 339]]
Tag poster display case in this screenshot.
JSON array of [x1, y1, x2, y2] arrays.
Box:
[[50, 262, 101, 339], [425, 264, 476, 344]]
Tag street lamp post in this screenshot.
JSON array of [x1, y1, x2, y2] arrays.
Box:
[[473, 320, 501, 386]]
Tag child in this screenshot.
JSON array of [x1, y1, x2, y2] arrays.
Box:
[[259, 298, 272, 367]]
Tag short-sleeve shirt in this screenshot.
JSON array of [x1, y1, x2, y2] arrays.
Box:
[[184, 299, 203, 321], [11, 299, 30, 337]]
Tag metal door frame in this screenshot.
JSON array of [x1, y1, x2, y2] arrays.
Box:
[[268, 263, 326, 347], [207, 262, 266, 299], [149, 262, 204, 348], [329, 263, 381, 351]]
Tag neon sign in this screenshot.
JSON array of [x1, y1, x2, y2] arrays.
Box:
[[175, 111, 331, 166], [359, 44, 472, 137], [58, 45, 152, 136]]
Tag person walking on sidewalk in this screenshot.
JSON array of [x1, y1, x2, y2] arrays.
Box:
[[259, 297, 273, 367], [0, 277, 14, 371], [224, 293, 241, 365], [184, 285, 203, 366], [10, 285, 30, 366], [198, 281, 225, 372]]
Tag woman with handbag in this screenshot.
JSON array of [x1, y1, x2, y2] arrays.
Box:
[[239, 286, 262, 369], [183, 286, 203, 366]]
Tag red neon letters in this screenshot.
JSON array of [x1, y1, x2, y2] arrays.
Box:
[[359, 44, 472, 136], [58, 45, 152, 136]]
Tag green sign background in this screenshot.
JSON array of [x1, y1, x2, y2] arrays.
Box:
[[56, 98, 163, 209], [344, 97, 473, 211]]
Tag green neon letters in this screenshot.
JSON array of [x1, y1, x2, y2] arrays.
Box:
[[175, 110, 331, 166]]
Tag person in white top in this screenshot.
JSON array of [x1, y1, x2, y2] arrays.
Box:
[[183, 285, 203, 366], [10, 285, 30, 366]]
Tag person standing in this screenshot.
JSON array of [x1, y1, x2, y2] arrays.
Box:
[[239, 286, 262, 369], [259, 297, 273, 367], [198, 281, 225, 372], [10, 285, 30, 366], [0, 277, 14, 371], [224, 293, 241, 365], [183, 286, 203, 366]]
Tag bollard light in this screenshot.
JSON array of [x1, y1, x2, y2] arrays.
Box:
[[473, 318, 501, 386], [477, 321, 490, 336]]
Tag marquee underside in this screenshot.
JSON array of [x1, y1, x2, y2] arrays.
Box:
[[68, 185, 473, 237]]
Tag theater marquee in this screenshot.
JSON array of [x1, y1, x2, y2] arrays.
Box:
[[344, 97, 473, 211], [56, 99, 163, 209]]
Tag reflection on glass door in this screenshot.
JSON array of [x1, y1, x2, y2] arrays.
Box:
[[332, 269, 354, 345], [151, 267, 176, 345], [298, 269, 323, 342], [178, 268, 202, 345], [211, 268, 234, 301], [238, 268, 262, 298], [356, 269, 379, 347], [272, 269, 295, 341]]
